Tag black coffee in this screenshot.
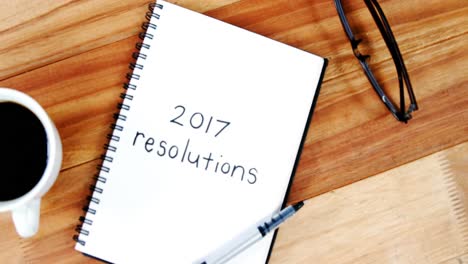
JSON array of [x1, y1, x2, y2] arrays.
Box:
[[0, 102, 48, 201]]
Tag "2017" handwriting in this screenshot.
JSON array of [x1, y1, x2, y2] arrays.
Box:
[[170, 105, 230, 137]]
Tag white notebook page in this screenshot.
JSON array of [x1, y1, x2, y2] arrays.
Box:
[[75, 0, 325, 263]]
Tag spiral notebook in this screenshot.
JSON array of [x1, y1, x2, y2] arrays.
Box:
[[74, 1, 326, 263]]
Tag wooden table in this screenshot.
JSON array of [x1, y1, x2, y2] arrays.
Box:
[[1, 0, 466, 263]]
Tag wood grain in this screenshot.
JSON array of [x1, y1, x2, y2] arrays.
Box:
[[0, 0, 239, 81], [440, 254, 468, 264], [0, 0, 466, 262], [270, 142, 468, 264]]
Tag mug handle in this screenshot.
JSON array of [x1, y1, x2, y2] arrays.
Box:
[[12, 198, 41, 238]]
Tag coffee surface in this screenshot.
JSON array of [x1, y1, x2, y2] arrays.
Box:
[[0, 102, 48, 201]]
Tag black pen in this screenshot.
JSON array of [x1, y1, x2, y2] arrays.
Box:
[[196, 201, 305, 264]]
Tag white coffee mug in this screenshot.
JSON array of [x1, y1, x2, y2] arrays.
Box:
[[0, 88, 62, 237]]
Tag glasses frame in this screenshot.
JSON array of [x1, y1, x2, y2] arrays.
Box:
[[334, 0, 418, 123]]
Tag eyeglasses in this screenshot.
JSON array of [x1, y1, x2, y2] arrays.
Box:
[[334, 0, 418, 123]]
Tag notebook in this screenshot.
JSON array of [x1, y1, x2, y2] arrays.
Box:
[[74, 1, 327, 263]]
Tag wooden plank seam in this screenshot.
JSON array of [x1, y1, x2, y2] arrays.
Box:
[[439, 153, 468, 254]]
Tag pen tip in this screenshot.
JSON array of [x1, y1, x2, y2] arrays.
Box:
[[292, 201, 304, 211]]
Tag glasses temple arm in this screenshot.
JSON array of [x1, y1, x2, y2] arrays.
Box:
[[365, 0, 419, 112]]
